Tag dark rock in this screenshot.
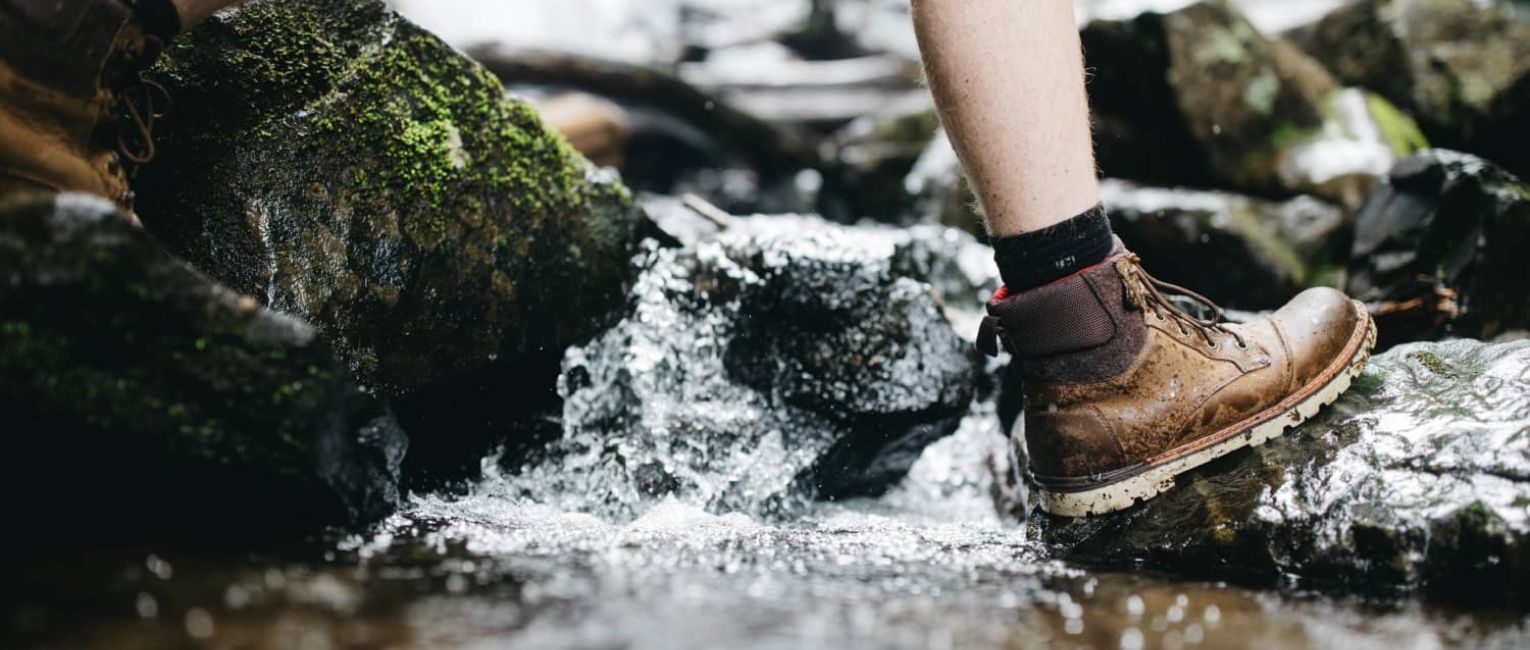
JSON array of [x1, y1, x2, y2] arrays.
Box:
[[1289, 0, 1530, 180], [1037, 339, 1530, 602], [502, 216, 982, 519], [1347, 150, 1530, 348], [0, 194, 406, 537], [136, 0, 649, 397], [1102, 179, 1348, 310], [1083, 2, 1426, 205]]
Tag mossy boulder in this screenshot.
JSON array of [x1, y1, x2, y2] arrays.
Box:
[[1100, 179, 1347, 310], [1084, 1, 1424, 204], [1289, 0, 1530, 180], [1346, 150, 1530, 348], [135, 0, 649, 396], [1036, 339, 1530, 602], [0, 194, 406, 536]]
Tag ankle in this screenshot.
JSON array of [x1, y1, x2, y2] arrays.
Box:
[[991, 204, 1114, 292]]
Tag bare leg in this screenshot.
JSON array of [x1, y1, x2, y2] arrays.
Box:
[[171, 0, 246, 28], [912, 0, 1099, 237]]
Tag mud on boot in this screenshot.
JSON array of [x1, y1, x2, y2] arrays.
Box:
[[978, 243, 1376, 516]]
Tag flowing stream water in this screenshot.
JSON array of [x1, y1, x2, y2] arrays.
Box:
[[9, 2, 1530, 648], [12, 399, 1530, 649]]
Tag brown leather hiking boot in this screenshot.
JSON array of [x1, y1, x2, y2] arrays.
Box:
[[0, 0, 177, 223], [978, 243, 1376, 517]]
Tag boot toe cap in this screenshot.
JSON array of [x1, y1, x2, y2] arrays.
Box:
[[1269, 287, 1368, 386]]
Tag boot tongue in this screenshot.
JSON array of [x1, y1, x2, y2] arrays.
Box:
[[979, 269, 1122, 359]]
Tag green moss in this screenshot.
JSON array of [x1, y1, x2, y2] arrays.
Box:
[[1243, 66, 1281, 116], [1364, 92, 1430, 157], [1351, 372, 1386, 394], [1270, 121, 1319, 151], [293, 26, 589, 224], [1407, 351, 1456, 377], [1201, 22, 1256, 65]]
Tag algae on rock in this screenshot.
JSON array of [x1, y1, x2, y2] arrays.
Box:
[[0, 194, 406, 534], [136, 0, 648, 396]]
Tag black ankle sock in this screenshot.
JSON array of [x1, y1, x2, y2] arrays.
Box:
[[121, 0, 182, 41], [992, 204, 1114, 291]]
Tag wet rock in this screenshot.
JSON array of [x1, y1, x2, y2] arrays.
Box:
[[1346, 150, 1530, 349], [1289, 0, 1530, 179], [1102, 179, 1348, 310], [1038, 339, 1530, 601], [0, 194, 406, 535], [502, 215, 982, 519], [136, 0, 649, 396], [1083, 2, 1427, 204]]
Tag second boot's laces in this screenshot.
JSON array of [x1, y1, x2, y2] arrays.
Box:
[[1115, 254, 1247, 349], [116, 76, 170, 171], [115, 36, 171, 175]]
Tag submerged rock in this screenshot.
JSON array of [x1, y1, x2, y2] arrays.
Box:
[[136, 0, 649, 396], [1102, 179, 1347, 310], [1084, 2, 1426, 204], [500, 216, 982, 519], [1289, 0, 1530, 180], [1038, 339, 1530, 601], [1347, 150, 1530, 348], [0, 194, 406, 535]]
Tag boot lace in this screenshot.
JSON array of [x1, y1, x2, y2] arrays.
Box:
[[116, 78, 170, 172], [1115, 253, 1246, 349], [115, 36, 171, 176]]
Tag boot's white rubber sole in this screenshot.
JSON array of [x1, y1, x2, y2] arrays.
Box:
[[1037, 307, 1377, 518]]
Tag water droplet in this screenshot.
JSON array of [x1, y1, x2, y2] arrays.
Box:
[[1121, 627, 1145, 650], [1167, 603, 1185, 623], [184, 607, 215, 640], [135, 592, 158, 619], [145, 554, 173, 580], [1065, 618, 1084, 635]]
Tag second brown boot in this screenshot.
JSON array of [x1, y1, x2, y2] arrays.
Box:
[[978, 244, 1376, 517], [0, 0, 177, 221]]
